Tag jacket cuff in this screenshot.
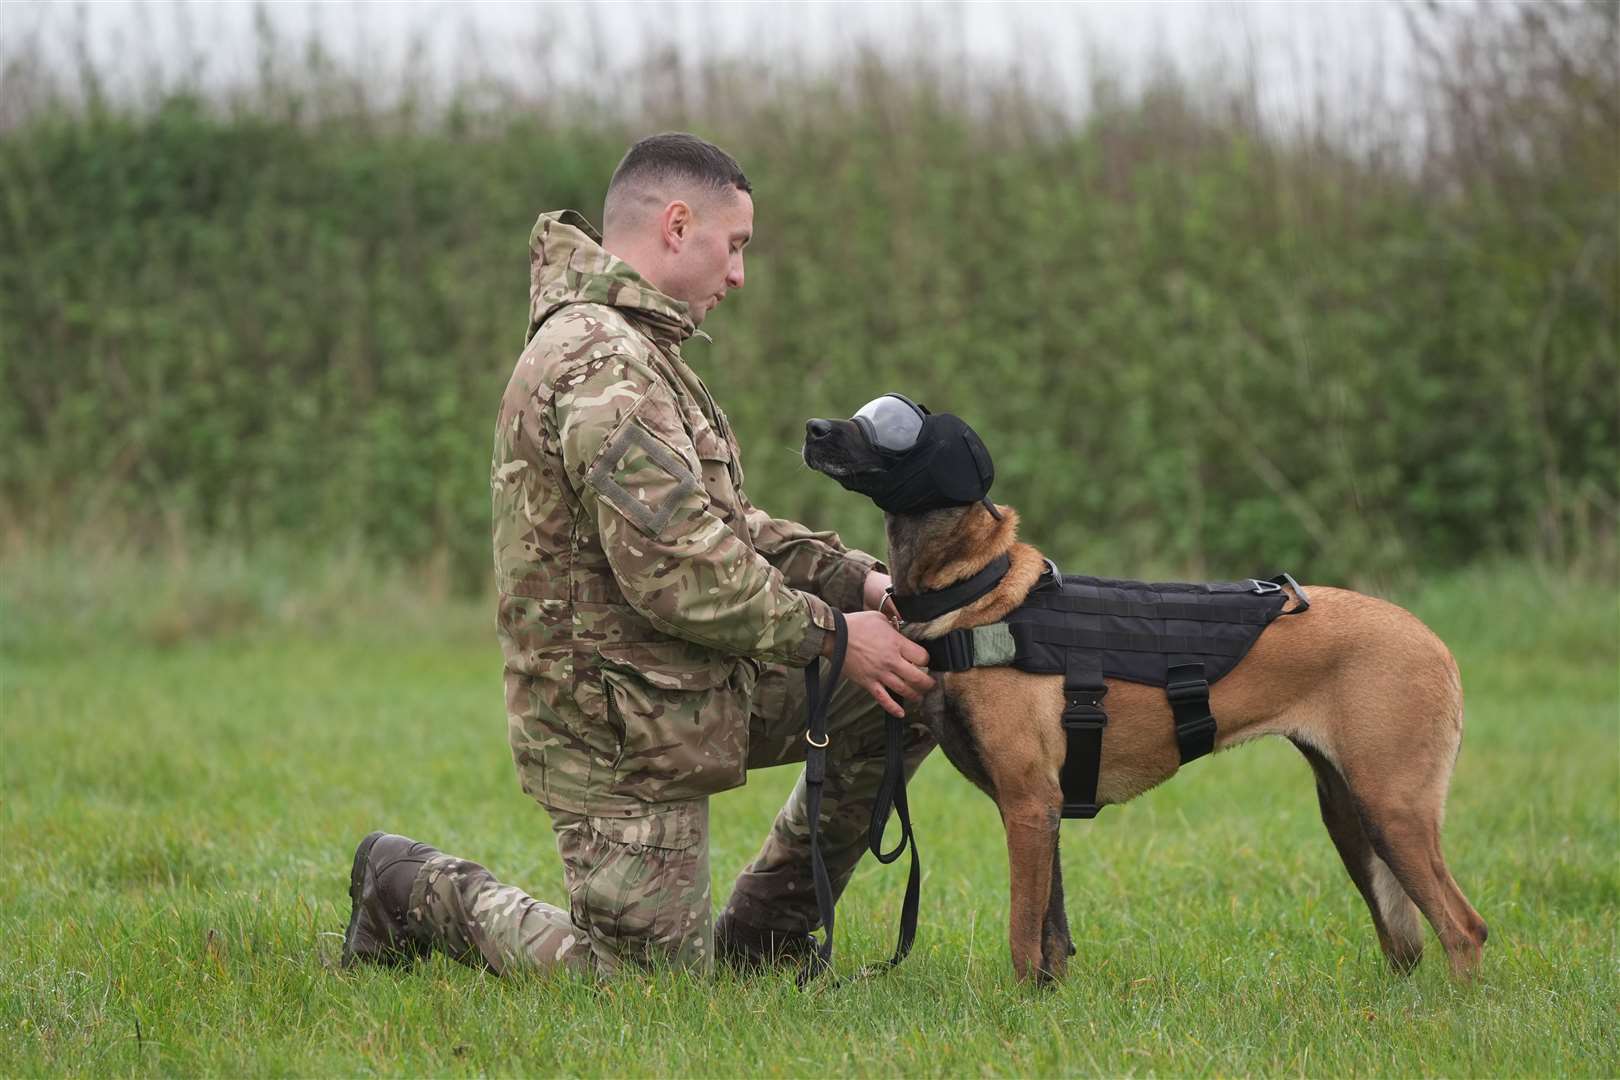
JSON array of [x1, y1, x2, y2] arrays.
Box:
[[820, 549, 883, 613], [787, 594, 837, 667]]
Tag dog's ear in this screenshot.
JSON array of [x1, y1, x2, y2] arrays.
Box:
[[935, 431, 995, 504], [967, 435, 993, 483]]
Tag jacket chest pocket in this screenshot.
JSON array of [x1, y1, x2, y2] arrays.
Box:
[[689, 414, 748, 542]]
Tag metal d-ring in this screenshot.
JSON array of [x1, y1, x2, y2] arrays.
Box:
[[805, 731, 830, 748]]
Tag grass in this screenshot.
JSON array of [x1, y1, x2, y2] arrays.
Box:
[[1, 550, 1616, 1075]]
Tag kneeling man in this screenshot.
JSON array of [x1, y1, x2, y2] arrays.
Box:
[[342, 132, 934, 976]]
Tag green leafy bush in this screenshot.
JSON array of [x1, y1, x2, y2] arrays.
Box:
[[2, 3, 1613, 587]]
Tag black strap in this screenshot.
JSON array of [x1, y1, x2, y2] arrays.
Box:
[[799, 611, 923, 986], [889, 554, 1010, 623], [1058, 652, 1108, 818], [1165, 659, 1217, 764], [863, 713, 921, 973], [799, 609, 847, 985], [922, 628, 978, 672]]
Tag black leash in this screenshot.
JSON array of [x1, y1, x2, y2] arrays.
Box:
[[797, 608, 923, 986], [798, 608, 846, 986], [861, 710, 921, 973]]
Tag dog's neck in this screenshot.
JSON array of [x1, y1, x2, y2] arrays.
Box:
[[884, 503, 1048, 640]]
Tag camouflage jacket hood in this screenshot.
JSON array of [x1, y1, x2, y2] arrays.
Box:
[[526, 210, 696, 348]]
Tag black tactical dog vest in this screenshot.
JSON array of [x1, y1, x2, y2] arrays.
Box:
[[919, 564, 1309, 818]]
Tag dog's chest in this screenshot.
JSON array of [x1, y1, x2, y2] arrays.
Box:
[[926, 686, 996, 797]]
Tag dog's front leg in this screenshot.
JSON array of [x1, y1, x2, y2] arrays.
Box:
[[1003, 798, 1061, 984], [1039, 831, 1073, 980]]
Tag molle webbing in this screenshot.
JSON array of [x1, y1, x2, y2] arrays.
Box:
[[924, 571, 1307, 818], [1006, 574, 1296, 684]]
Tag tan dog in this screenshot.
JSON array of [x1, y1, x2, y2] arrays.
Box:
[[803, 411, 1486, 985], [889, 505, 1486, 983]]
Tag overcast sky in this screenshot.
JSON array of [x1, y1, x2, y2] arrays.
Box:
[[9, 1, 1426, 130]]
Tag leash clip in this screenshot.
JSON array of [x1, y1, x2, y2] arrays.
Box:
[[879, 587, 902, 627]]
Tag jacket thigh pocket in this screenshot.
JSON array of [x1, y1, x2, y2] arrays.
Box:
[[598, 640, 751, 801], [563, 800, 711, 972]]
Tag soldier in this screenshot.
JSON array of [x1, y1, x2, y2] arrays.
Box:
[[342, 133, 936, 977]]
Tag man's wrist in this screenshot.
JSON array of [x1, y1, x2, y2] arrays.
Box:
[[862, 569, 893, 612]]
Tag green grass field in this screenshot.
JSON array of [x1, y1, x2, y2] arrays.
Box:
[[2, 553, 1616, 1076]]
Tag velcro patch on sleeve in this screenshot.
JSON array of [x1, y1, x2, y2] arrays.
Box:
[[585, 422, 701, 536]]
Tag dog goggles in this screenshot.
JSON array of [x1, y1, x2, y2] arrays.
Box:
[[836, 392, 1001, 518], [852, 393, 928, 453]]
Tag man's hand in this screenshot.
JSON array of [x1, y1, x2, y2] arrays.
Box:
[[827, 610, 934, 718]]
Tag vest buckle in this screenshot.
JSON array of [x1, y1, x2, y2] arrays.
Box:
[[1061, 689, 1107, 730], [1165, 677, 1209, 705], [1175, 713, 1217, 745]]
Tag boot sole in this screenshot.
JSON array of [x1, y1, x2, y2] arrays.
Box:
[[341, 830, 386, 968]]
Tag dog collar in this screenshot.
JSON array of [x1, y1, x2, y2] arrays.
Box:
[[888, 554, 1011, 624]]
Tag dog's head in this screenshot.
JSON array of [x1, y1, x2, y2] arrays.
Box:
[[802, 393, 996, 511], [804, 394, 1010, 591]]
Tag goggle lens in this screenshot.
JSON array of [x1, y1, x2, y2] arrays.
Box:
[[853, 394, 926, 452]]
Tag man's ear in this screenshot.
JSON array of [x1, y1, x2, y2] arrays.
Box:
[[660, 200, 692, 253]]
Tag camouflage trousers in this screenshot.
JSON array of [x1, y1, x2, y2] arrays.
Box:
[[406, 663, 935, 977]]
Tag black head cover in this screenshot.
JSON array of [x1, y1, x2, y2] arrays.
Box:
[[835, 394, 997, 515]]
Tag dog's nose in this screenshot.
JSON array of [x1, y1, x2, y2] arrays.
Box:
[[805, 418, 834, 441]]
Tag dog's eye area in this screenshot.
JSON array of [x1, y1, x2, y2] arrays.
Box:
[[853, 394, 924, 451]]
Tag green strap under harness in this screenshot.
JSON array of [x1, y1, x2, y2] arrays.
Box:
[[925, 622, 1018, 669]]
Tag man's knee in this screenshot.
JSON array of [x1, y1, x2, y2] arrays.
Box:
[[552, 799, 713, 974]]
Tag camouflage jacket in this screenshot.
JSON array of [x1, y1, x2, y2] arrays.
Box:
[[493, 210, 880, 816]]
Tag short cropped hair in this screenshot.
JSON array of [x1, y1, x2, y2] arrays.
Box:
[[603, 133, 752, 229]]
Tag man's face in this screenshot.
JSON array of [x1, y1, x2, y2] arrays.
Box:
[[663, 188, 752, 326]]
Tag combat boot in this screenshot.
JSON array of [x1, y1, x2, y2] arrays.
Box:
[[715, 910, 820, 971], [341, 831, 440, 967]]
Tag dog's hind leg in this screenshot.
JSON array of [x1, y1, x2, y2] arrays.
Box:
[[1320, 655, 1487, 978], [1292, 737, 1425, 973], [1354, 789, 1487, 978], [1039, 828, 1073, 980]]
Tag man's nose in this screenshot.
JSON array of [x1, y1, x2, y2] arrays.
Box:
[[805, 418, 834, 442], [727, 260, 745, 289]]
